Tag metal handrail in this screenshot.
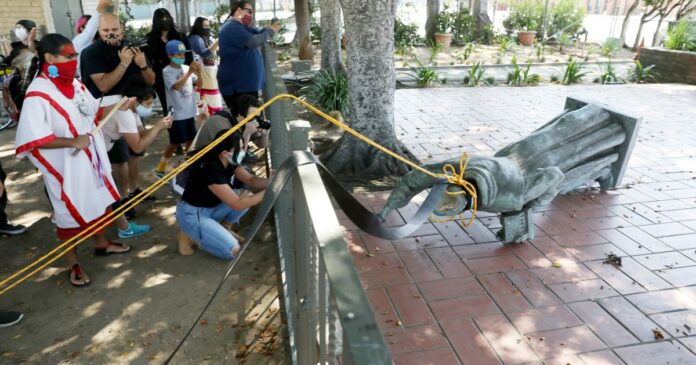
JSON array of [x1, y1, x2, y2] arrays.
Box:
[[262, 44, 393, 364]]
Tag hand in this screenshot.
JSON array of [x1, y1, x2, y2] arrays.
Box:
[[132, 48, 147, 68], [118, 48, 134, 66], [73, 135, 91, 149], [97, 0, 113, 13], [244, 120, 259, 138], [119, 97, 137, 111], [157, 116, 173, 130], [28, 27, 37, 41], [188, 61, 201, 74]]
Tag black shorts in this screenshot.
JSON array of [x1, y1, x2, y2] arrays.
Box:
[[107, 138, 129, 164], [168, 117, 197, 145], [128, 147, 145, 157]]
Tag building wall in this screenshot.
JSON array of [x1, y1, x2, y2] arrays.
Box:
[[0, 0, 54, 56], [639, 48, 696, 85]]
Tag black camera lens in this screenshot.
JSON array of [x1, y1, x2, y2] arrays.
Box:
[[254, 115, 271, 130]]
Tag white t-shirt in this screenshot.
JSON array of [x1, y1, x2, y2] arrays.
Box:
[[163, 65, 198, 121], [101, 109, 140, 151]]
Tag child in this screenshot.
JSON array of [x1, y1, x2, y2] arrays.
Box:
[[154, 40, 201, 178]]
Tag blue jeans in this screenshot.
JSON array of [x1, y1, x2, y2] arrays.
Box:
[[176, 200, 248, 259]]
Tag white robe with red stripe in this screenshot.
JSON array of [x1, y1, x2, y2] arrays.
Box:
[[15, 77, 120, 229]]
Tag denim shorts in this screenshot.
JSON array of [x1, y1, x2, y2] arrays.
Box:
[[175, 200, 248, 260]]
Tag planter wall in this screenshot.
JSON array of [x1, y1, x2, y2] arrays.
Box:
[[639, 47, 696, 84]]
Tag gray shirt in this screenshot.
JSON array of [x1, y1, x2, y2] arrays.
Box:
[[163, 65, 198, 121]]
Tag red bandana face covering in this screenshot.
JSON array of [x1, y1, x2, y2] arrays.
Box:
[[241, 14, 253, 26], [42, 45, 78, 99]]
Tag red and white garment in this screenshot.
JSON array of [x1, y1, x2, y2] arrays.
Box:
[[195, 65, 224, 115], [15, 77, 120, 229]]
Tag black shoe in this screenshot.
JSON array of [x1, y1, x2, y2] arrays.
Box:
[[175, 145, 184, 156], [0, 222, 27, 235], [0, 311, 23, 328], [129, 188, 156, 202], [112, 199, 137, 220]]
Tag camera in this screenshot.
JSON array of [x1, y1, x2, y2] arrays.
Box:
[[122, 38, 148, 49], [254, 115, 271, 130]]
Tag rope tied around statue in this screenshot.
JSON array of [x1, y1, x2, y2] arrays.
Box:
[[0, 93, 479, 296]]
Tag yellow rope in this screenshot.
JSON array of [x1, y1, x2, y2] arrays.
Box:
[[429, 152, 479, 227], [0, 93, 477, 295]]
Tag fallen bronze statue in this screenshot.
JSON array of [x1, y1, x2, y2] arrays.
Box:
[[381, 97, 641, 243]]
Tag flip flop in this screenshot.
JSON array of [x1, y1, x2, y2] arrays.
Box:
[[94, 242, 132, 256], [69, 264, 91, 287]]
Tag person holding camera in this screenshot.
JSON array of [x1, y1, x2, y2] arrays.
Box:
[[145, 8, 192, 115], [176, 130, 269, 260], [80, 13, 155, 99], [153, 41, 201, 179]]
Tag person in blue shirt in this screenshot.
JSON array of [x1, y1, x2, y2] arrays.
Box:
[[217, 0, 279, 107]]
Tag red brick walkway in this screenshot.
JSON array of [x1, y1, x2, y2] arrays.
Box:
[[340, 85, 696, 365]]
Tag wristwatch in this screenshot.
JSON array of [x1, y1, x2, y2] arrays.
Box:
[[140, 65, 149, 71]]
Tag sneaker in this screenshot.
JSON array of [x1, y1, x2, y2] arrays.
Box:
[[0, 311, 23, 328], [112, 199, 137, 220], [175, 145, 184, 155], [154, 169, 166, 179], [0, 222, 27, 236], [129, 188, 156, 202], [118, 221, 151, 239]]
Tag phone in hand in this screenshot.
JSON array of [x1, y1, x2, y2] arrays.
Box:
[[167, 106, 174, 118]]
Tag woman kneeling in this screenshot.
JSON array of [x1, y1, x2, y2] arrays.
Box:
[[176, 130, 267, 259]]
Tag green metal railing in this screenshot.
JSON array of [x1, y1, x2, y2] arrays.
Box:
[[262, 44, 393, 364]]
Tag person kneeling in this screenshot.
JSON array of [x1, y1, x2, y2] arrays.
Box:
[[175, 130, 268, 259]]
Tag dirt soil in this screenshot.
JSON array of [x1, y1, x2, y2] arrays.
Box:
[[0, 119, 290, 364]]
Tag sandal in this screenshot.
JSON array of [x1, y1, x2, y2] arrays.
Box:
[[69, 264, 91, 287], [94, 242, 132, 256]]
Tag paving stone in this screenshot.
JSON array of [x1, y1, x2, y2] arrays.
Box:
[[440, 318, 502, 365], [626, 289, 696, 314], [584, 260, 646, 295], [578, 350, 626, 365], [386, 284, 433, 327], [506, 269, 562, 308], [614, 341, 696, 365], [417, 277, 485, 301], [392, 348, 461, 365], [569, 301, 638, 347], [479, 273, 533, 314], [549, 278, 619, 303], [649, 310, 696, 338], [509, 305, 582, 334], [475, 314, 540, 364], [599, 296, 671, 342], [430, 295, 500, 321], [527, 326, 606, 359]]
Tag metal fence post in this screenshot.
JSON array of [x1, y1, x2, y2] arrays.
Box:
[[290, 120, 316, 365]]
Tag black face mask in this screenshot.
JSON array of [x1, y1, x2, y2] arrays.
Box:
[[200, 28, 211, 37], [161, 19, 172, 31]]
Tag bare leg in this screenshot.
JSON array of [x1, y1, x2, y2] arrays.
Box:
[[111, 162, 129, 198]]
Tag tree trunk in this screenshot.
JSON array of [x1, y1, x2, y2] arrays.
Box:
[[319, 0, 345, 74], [652, 14, 666, 47], [620, 0, 640, 47], [472, 0, 491, 35], [425, 0, 440, 43], [324, 0, 409, 178], [677, 0, 696, 19], [632, 13, 648, 50], [294, 0, 314, 60]]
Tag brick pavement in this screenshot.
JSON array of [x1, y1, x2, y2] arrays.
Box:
[[340, 84, 696, 365]]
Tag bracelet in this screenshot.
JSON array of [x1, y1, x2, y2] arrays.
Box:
[[140, 65, 149, 71], [119, 63, 128, 70]]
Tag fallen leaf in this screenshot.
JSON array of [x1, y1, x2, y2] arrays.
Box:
[[552, 261, 562, 268], [653, 329, 664, 340]]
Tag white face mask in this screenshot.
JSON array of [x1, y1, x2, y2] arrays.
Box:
[[136, 104, 153, 118], [14, 26, 28, 41], [226, 150, 245, 165]]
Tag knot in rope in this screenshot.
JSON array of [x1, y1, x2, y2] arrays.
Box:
[[432, 152, 479, 227]]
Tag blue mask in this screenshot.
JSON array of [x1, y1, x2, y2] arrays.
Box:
[[171, 57, 185, 65]]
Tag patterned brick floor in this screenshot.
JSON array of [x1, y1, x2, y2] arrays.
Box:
[[340, 84, 696, 365]]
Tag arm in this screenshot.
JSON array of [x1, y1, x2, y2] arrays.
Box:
[[72, 13, 101, 53], [233, 165, 269, 190], [189, 35, 214, 59], [132, 48, 156, 85], [209, 183, 265, 211], [171, 68, 195, 91], [245, 28, 275, 48], [40, 135, 90, 150], [209, 39, 219, 53], [122, 116, 171, 153], [251, 130, 269, 148], [89, 48, 134, 93]]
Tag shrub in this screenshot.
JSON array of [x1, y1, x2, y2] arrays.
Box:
[[452, 9, 477, 44], [497, 35, 515, 56], [665, 19, 696, 52], [426, 40, 444, 64], [300, 70, 349, 115], [630, 60, 657, 83], [601, 38, 622, 58], [395, 19, 421, 49], [597, 62, 619, 84], [310, 19, 321, 43], [557, 32, 572, 53], [548, 0, 586, 37], [436, 6, 455, 34], [507, 57, 541, 86], [211, 4, 231, 38], [465, 62, 488, 86], [457, 42, 475, 63], [503, 0, 544, 35], [561, 58, 588, 85], [407, 58, 439, 87]]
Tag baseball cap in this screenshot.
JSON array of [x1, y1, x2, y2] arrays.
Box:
[[166, 40, 191, 55]]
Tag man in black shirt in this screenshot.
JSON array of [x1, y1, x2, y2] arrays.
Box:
[[80, 13, 155, 98]]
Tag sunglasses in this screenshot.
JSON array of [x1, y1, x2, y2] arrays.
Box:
[[243, 7, 253, 14]]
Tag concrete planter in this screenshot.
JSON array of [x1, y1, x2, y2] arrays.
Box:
[[639, 47, 696, 84], [518, 31, 536, 46]]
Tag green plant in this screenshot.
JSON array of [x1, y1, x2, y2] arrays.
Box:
[[561, 58, 588, 85], [407, 58, 439, 87], [436, 6, 455, 34], [497, 35, 514, 56], [535, 42, 546, 61], [452, 9, 476, 44], [211, 3, 231, 38], [278, 50, 292, 62], [630, 60, 657, 83], [600, 38, 622, 58], [395, 19, 421, 49], [550, 74, 559, 82], [310, 18, 321, 43], [507, 57, 540, 86], [665, 19, 696, 52], [547, 0, 586, 37], [427, 40, 444, 64], [479, 24, 495, 45], [502, 0, 543, 35], [557, 32, 572, 53], [597, 62, 619, 84], [464, 62, 488, 87], [457, 42, 475, 63], [300, 70, 349, 115]]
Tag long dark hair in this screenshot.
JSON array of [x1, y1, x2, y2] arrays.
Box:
[[16, 20, 37, 31], [25, 34, 72, 92], [189, 17, 208, 38], [199, 130, 242, 165], [148, 8, 182, 41]]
